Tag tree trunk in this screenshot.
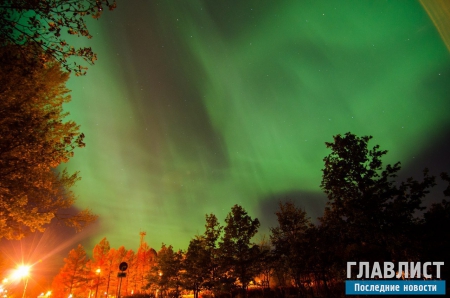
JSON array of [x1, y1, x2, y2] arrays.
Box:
[[321, 270, 330, 298]]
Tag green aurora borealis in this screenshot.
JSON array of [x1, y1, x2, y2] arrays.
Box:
[[62, 0, 450, 251]]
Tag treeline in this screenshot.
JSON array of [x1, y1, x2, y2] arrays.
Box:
[[52, 133, 450, 298]]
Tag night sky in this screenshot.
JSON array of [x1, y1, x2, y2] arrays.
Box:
[[49, 0, 450, 254]]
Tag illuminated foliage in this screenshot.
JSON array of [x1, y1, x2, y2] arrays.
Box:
[[90, 238, 110, 296], [103, 247, 126, 297], [120, 248, 136, 296], [52, 244, 89, 297], [0, 44, 95, 240], [0, 0, 116, 75], [135, 237, 157, 294], [92, 237, 110, 269]]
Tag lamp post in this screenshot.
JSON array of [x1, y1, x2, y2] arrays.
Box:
[[94, 269, 101, 298], [158, 271, 163, 298]]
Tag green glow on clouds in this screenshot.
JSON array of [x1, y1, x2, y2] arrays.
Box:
[[63, 0, 450, 250]]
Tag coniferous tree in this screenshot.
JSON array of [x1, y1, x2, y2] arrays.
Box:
[[52, 244, 90, 297], [103, 247, 117, 297], [90, 237, 110, 296], [92, 237, 111, 269], [107, 246, 127, 297], [135, 235, 157, 294], [121, 248, 136, 296]]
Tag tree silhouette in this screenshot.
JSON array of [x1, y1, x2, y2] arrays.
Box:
[[182, 214, 223, 298], [219, 205, 261, 297], [320, 133, 435, 269], [202, 214, 223, 292], [183, 237, 208, 298], [422, 195, 450, 279], [270, 201, 312, 294], [147, 244, 183, 298]]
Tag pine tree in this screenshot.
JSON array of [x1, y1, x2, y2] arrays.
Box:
[[52, 244, 90, 297], [121, 248, 136, 297], [135, 232, 157, 294], [90, 238, 110, 297]]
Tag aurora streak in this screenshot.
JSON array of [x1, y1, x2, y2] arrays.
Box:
[[59, 0, 450, 251]]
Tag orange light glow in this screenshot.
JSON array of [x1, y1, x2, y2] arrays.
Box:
[[11, 265, 30, 280]]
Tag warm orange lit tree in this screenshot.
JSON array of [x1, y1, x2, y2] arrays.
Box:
[[134, 236, 157, 294], [103, 248, 117, 297], [121, 248, 136, 296], [90, 238, 110, 295], [52, 244, 90, 297], [104, 246, 127, 297], [92, 238, 111, 269], [0, 44, 95, 240], [0, 0, 116, 75]]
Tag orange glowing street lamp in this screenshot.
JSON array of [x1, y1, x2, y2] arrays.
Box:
[[95, 268, 101, 298], [11, 264, 31, 298]]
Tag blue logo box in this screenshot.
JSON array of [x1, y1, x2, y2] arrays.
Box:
[[346, 280, 446, 295]]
